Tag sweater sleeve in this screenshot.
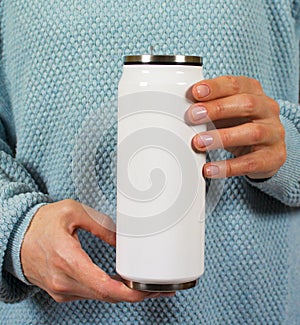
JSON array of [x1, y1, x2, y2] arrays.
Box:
[[247, 100, 300, 207], [0, 71, 53, 302], [246, 3, 300, 207]]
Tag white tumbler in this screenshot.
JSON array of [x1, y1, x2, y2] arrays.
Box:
[[116, 55, 206, 291]]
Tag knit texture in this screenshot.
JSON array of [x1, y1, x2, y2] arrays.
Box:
[[0, 1, 300, 324]]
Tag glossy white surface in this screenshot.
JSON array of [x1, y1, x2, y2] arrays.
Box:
[[117, 63, 206, 284]]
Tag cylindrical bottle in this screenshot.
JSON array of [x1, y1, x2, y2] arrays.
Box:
[[116, 55, 206, 292]]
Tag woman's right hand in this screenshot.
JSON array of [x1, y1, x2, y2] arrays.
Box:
[[21, 199, 165, 303]]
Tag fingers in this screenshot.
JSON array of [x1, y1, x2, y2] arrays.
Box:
[[192, 122, 281, 152], [192, 75, 264, 101], [192, 121, 286, 179], [35, 226, 159, 303], [202, 148, 285, 179], [45, 272, 158, 303], [187, 75, 286, 179], [186, 93, 280, 125], [47, 259, 170, 303], [68, 250, 147, 303], [64, 247, 173, 303], [90, 275, 159, 303]]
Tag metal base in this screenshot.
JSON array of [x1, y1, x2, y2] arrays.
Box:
[[123, 279, 198, 292]]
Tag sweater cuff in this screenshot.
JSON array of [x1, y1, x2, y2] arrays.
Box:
[[246, 115, 300, 206], [3, 202, 48, 285]]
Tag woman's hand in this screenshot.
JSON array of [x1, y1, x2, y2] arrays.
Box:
[[21, 199, 168, 303], [186, 76, 286, 179]]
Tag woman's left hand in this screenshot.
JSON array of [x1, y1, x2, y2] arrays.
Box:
[[186, 76, 286, 179]]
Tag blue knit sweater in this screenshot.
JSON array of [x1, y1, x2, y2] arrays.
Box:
[[0, 1, 300, 324]]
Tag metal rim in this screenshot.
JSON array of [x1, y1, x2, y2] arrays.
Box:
[[123, 279, 198, 292], [124, 55, 202, 66]]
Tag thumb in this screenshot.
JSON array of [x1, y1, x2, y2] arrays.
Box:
[[70, 201, 116, 247]]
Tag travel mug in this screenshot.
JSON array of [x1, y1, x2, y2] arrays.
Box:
[[116, 55, 206, 291]]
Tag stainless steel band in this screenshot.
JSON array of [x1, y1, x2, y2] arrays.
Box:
[[124, 55, 202, 66], [123, 279, 198, 292]]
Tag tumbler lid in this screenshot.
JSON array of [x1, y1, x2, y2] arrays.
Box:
[[124, 55, 202, 66]]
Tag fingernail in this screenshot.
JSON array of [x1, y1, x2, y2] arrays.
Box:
[[205, 165, 220, 177], [197, 134, 214, 147], [191, 105, 207, 121], [196, 84, 210, 98]]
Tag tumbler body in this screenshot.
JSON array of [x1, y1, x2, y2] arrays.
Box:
[[116, 55, 206, 291]]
